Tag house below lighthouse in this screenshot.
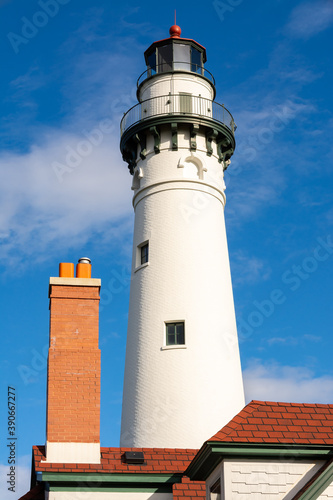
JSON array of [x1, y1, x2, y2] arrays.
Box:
[[120, 23, 245, 449], [19, 25, 333, 500]]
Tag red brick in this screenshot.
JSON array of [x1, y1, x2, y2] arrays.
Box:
[[47, 283, 101, 444]]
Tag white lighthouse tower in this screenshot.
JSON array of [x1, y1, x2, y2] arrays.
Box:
[[120, 24, 244, 449]]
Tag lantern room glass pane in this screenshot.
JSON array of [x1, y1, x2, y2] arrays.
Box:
[[158, 45, 173, 72], [147, 51, 156, 76], [174, 43, 191, 71], [191, 47, 202, 74]]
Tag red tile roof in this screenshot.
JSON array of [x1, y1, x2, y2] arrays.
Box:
[[33, 445, 199, 474], [209, 400, 333, 445], [30, 445, 205, 498], [173, 476, 206, 499]]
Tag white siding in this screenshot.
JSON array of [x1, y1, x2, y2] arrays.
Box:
[[318, 481, 333, 499], [207, 460, 325, 500]]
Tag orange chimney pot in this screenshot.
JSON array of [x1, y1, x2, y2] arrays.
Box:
[[76, 257, 92, 278], [59, 262, 74, 278]]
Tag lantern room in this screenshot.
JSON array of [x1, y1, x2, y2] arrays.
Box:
[[137, 25, 216, 92], [121, 25, 235, 175]]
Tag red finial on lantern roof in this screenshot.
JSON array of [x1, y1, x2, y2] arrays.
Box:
[[169, 24, 181, 38]]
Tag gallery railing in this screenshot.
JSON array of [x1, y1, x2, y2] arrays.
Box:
[[137, 62, 216, 87], [120, 94, 235, 137]]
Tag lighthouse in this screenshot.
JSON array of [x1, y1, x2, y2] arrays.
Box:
[[120, 25, 244, 449]]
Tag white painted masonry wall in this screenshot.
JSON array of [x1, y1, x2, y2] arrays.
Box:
[[139, 72, 214, 102], [121, 105, 244, 448], [44, 442, 100, 464], [138, 73, 215, 127], [206, 459, 326, 500]]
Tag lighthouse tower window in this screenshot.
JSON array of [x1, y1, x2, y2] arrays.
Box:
[[135, 241, 149, 271], [166, 322, 185, 346], [140, 243, 149, 265]]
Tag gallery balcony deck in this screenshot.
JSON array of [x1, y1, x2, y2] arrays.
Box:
[[120, 93, 235, 143]]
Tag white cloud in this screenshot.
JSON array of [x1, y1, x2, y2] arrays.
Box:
[[244, 360, 333, 403], [0, 455, 31, 500], [303, 334, 322, 343], [224, 97, 315, 222], [285, 1, 333, 39], [231, 251, 271, 286], [264, 334, 322, 348], [267, 336, 299, 346], [0, 13, 150, 272], [1, 8, 330, 272], [0, 130, 132, 269]]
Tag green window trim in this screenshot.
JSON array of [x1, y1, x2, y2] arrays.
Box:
[[186, 442, 333, 481], [296, 460, 333, 500]]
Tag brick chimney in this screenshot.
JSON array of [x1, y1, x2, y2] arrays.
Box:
[[45, 258, 101, 464]]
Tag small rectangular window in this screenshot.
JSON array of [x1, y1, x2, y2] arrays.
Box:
[[140, 243, 149, 265], [136, 241, 149, 270], [166, 322, 185, 345]]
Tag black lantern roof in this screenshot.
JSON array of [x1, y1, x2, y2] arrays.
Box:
[[144, 24, 207, 65], [137, 25, 214, 94]]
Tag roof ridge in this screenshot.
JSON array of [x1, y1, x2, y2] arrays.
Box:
[[251, 400, 333, 408], [207, 400, 333, 445], [208, 400, 263, 441]]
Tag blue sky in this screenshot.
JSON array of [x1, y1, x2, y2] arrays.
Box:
[[0, 0, 333, 497]]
